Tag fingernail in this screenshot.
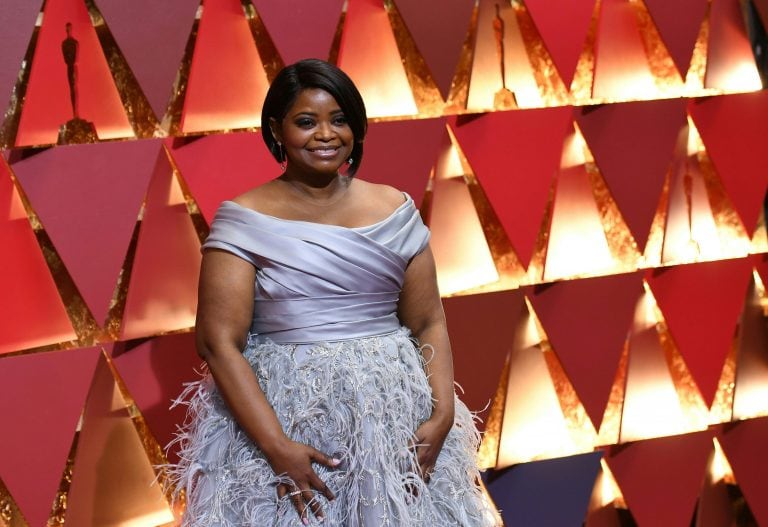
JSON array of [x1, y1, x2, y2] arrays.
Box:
[[331, 458, 341, 466], [302, 517, 309, 526]]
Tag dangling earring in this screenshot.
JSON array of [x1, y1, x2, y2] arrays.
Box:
[[347, 157, 353, 165], [277, 142, 286, 171]]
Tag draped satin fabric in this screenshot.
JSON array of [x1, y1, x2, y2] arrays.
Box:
[[201, 194, 430, 343]]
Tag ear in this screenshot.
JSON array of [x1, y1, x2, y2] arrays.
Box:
[[269, 117, 282, 143]]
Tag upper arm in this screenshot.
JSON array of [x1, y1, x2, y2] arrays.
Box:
[[397, 245, 445, 336], [195, 249, 257, 357]]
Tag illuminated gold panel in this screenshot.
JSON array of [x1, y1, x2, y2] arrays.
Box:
[[544, 129, 621, 281], [496, 302, 581, 467], [477, 352, 512, 470], [592, 0, 659, 102], [64, 355, 174, 526], [337, 0, 418, 118], [466, 1, 545, 110], [732, 273, 768, 421], [620, 290, 689, 442], [661, 121, 752, 265], [429, 132, 499, 295]]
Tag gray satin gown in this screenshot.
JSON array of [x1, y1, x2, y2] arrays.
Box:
[[168, 195, 497, 526]]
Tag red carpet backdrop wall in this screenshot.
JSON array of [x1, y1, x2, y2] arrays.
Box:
[[1, 0, 768, 526]]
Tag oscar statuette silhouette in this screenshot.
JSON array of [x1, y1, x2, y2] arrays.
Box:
[[492, 3, 517, 109], [57, 22, 98, 144]]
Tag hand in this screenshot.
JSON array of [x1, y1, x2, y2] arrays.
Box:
[[264, 438, 340, 524], [412, 413, 453, 483]]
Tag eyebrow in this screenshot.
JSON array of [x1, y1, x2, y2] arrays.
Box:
[[291, 109, 345, 118]]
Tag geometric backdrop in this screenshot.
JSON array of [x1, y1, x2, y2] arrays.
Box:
[[1, 0, 768, 525]]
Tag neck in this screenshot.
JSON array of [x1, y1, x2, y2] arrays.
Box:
[[280, 171, 350, 205]]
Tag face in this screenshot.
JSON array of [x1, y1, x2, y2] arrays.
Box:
[[272, 88, 354, 176]]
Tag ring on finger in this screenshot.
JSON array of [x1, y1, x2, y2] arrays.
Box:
[[287, 490, 303, 497]]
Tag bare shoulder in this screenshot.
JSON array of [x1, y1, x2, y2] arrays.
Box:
[[230, 180, 281, 210], [351, 179, 407, 211]]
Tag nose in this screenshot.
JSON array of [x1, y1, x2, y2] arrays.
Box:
[[314, 121, 335, 141]]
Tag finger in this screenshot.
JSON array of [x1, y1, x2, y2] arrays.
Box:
[[304, 488, 325, 523], [310, 472, 335, 502], [276, 483, 287, 500], [289, 488, 308, 525], [310, 448, 342, 469]]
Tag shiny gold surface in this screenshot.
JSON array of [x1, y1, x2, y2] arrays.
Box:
[[242, 0, 285, 83], [641, 169, 671, 268], [569, 0, 601, 103], [86, 0, 160, 140], [166, 145, 210, 244], [444, 2, 479, 112], [525, 180, 556, 283], [56, 117, 98, 145], [695, 147, 752, 258], [584, 161, 643, 271], [629, 0, 685, 94], [0, 476, 27, 527], [750, 208, 768, 253], [327, 1, 347, 65], [102, 216, 142, 340], [47, 433, 79, 527], [651, 289, 711, 430], [685, 1, 711, 92], [445, 126, 526, 293], [384, 0, 445, 117], [0, 21, 40, 149], [161, 16, 200, 136], [477, 352, 511, 470], [513, 1, 571, 106], [595, 341, 628, 446], [709, 338, 736, 424], [532, 306, 598, 452]]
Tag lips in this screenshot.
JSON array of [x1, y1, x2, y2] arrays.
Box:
[[307, 146, 341, 158]]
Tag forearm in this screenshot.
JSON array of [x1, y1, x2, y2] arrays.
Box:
[[201, 344, 289, 460], [413, 321, 455, 424]]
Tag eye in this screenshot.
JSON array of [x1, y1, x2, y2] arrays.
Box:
[[295, 118, 315, 128], [332, 114, 348, 126]]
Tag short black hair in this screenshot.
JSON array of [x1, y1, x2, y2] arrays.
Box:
[[261, 59, 368, 176]]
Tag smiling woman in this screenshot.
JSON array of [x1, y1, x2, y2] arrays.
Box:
[[166, 59, 498, 526]]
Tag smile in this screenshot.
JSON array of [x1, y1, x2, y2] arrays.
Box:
[[307, 147, 341, 158]]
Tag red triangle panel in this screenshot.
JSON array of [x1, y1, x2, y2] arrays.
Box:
[[525, 0, 596, 86], [97, 0, 200, 119], [121, 151, 202, 339], [718, 417, 768, 526], [0, 162, 75, 353], [577, 99, 687, 251], [529, 272, 644, 430], [0, 1, 41, 114], [13, 140, 161, 324], [0, 347, 100, 527], [607, 430, 714, 527], [170, 133, 278, 224], [113, 333, 202, 464], [362, 118, 445, 207], [646, 258, 754, 406], [644, 0, 708, 76], [689, 91, 768, 234], [393, 0, 474, 98], [443, 288, 527, 423], [451, 108, 573, 266], [251, 0, 344, 65]]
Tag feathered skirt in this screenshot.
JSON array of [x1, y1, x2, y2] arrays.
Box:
[[166, 328, 498, 526]]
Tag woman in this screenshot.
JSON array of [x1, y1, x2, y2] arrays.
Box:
[[169, 59, 496, 526]]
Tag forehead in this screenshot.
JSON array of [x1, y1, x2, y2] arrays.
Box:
[[286, 88, 342, 115]]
